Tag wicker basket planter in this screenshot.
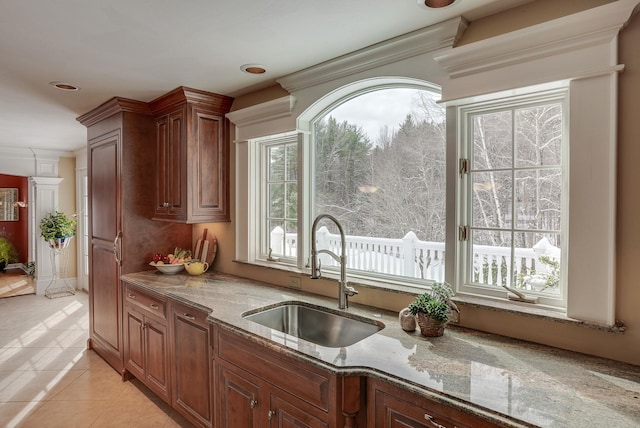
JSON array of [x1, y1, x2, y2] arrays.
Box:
[[416, 313, 447, 337]]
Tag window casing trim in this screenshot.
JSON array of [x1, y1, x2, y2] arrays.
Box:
[[455, 88, 569, 309]]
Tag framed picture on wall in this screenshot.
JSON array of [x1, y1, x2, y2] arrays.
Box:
[[0, 188, 19, 221]]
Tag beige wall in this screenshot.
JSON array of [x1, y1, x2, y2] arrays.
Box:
[[58, 156, 77, 280], [197, 1, 640, 365]]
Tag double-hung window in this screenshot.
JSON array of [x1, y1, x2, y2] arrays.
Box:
[[257, 132, 298, 262], [457, 90, 568, 308]]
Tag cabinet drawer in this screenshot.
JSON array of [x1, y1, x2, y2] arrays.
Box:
[[218, 329, 330, 412], [368, 379, 498, 428], [124, 285, 167, 320], [171, 301, 209, 328]]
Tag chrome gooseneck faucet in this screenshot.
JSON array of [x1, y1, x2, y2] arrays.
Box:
[[310, 214, 358, 309]]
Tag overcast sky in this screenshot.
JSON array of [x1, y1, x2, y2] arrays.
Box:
[[326, 87, 441, 144]]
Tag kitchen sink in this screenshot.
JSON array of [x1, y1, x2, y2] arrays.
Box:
[[242, 302, 384, 348]]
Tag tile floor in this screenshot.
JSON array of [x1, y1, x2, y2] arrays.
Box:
[[0, 269, 35, 299], [0, 291, 194, 427]]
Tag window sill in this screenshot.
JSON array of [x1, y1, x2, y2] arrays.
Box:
[[233, 258, 304, 274], [452, 294, 626, 334], [232, 259, 626, 334]]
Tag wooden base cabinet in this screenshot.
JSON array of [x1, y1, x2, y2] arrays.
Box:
[[218, 362, 328, 428], [367, 378, 498, 428], [217, 329, 362, 428], [170, 301, 213, 428], [123, 286, 170, 403]]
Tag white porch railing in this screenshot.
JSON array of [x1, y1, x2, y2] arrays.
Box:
[[271, 226, 559, 287]]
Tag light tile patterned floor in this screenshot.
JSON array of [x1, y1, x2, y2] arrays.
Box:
[[0, 269, 35, 299], [0, 291, 193, 427]]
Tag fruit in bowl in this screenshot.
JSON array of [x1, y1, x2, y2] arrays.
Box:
[[149, 261, 184, 274], [148, 247, 192, 274]]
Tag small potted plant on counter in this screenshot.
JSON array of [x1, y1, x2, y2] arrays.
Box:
[[408, 282, 458, 337], [39, 210, 76, 249]]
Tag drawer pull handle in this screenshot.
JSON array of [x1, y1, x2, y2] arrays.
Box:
[[184, 313, 195, 321], [150, 304, 159, 310], [249, 399, 258, 409], [267, 410, 276, 420], [424, 414, 446, 428], [127, 293, 136, 299]]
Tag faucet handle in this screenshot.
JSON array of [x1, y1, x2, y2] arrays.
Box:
[[310, 259, 322, 279], [345, 284, 358, 297]]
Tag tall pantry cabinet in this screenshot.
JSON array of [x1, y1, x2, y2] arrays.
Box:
[[77, 98, 192, 375]]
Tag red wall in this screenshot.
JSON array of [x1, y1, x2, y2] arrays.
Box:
[[0, 174, 28, 263]]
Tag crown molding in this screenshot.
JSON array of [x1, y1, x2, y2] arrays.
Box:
[[434, 0, 640, 79], [226, 96, 296, 128], [30, 176, 64, 186], [0, 146, 74, 159], [277, 17, 467, 93], [76, 97, 151, 127]]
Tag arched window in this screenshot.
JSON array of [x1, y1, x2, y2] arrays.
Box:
[[309, 87, 446, 284]]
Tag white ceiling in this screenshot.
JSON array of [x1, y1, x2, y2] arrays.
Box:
[[0, 0, 531, 153]]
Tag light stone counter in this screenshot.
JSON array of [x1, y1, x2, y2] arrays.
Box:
[[121, 270, 640, 428]]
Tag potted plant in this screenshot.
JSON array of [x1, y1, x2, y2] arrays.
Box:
[[408, 282, 457, 337], [39, 210, 76, 248], [0, 237, 18, 271]]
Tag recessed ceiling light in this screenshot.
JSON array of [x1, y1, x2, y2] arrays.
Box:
[[49, 81, 80, 91], [419, 0, 456, 8], [240, 64, 266, 75]]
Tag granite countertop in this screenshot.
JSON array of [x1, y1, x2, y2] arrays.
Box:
[[121, 270, 640, 428]]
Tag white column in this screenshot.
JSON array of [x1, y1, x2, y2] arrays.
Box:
[[30, 177, 64, 295]]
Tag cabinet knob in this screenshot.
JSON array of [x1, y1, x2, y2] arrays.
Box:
[[184, 313, 196, 321], [162, 202, 171, 208], [150, 304, 159, 310], [249, 399, 258, 409], [128, 293, 136, 299], [267, 410, 276, 420], [424, 414, 446, 428]]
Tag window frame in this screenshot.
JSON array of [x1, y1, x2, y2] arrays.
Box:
[[304, 84, 447, 290], [455, 89, 569, 309], [250, 131, 300, 265]]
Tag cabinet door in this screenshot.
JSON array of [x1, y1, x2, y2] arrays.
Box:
[[269, 391, 328, 428], [155, 108, 186, 220], [88, 131, 123, 373], [145, 317, 170, 400], [124, 304, 170, 403], [218, 364, 261, 428], [124, 307, 145, 379], [188, 106, 229, 222], [171, 303, 212, 427]]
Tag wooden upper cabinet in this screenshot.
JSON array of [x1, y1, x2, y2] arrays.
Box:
[[150, 87, 233, 223]]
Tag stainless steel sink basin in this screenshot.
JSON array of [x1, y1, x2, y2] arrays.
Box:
[[243, 302, 384, 348]]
